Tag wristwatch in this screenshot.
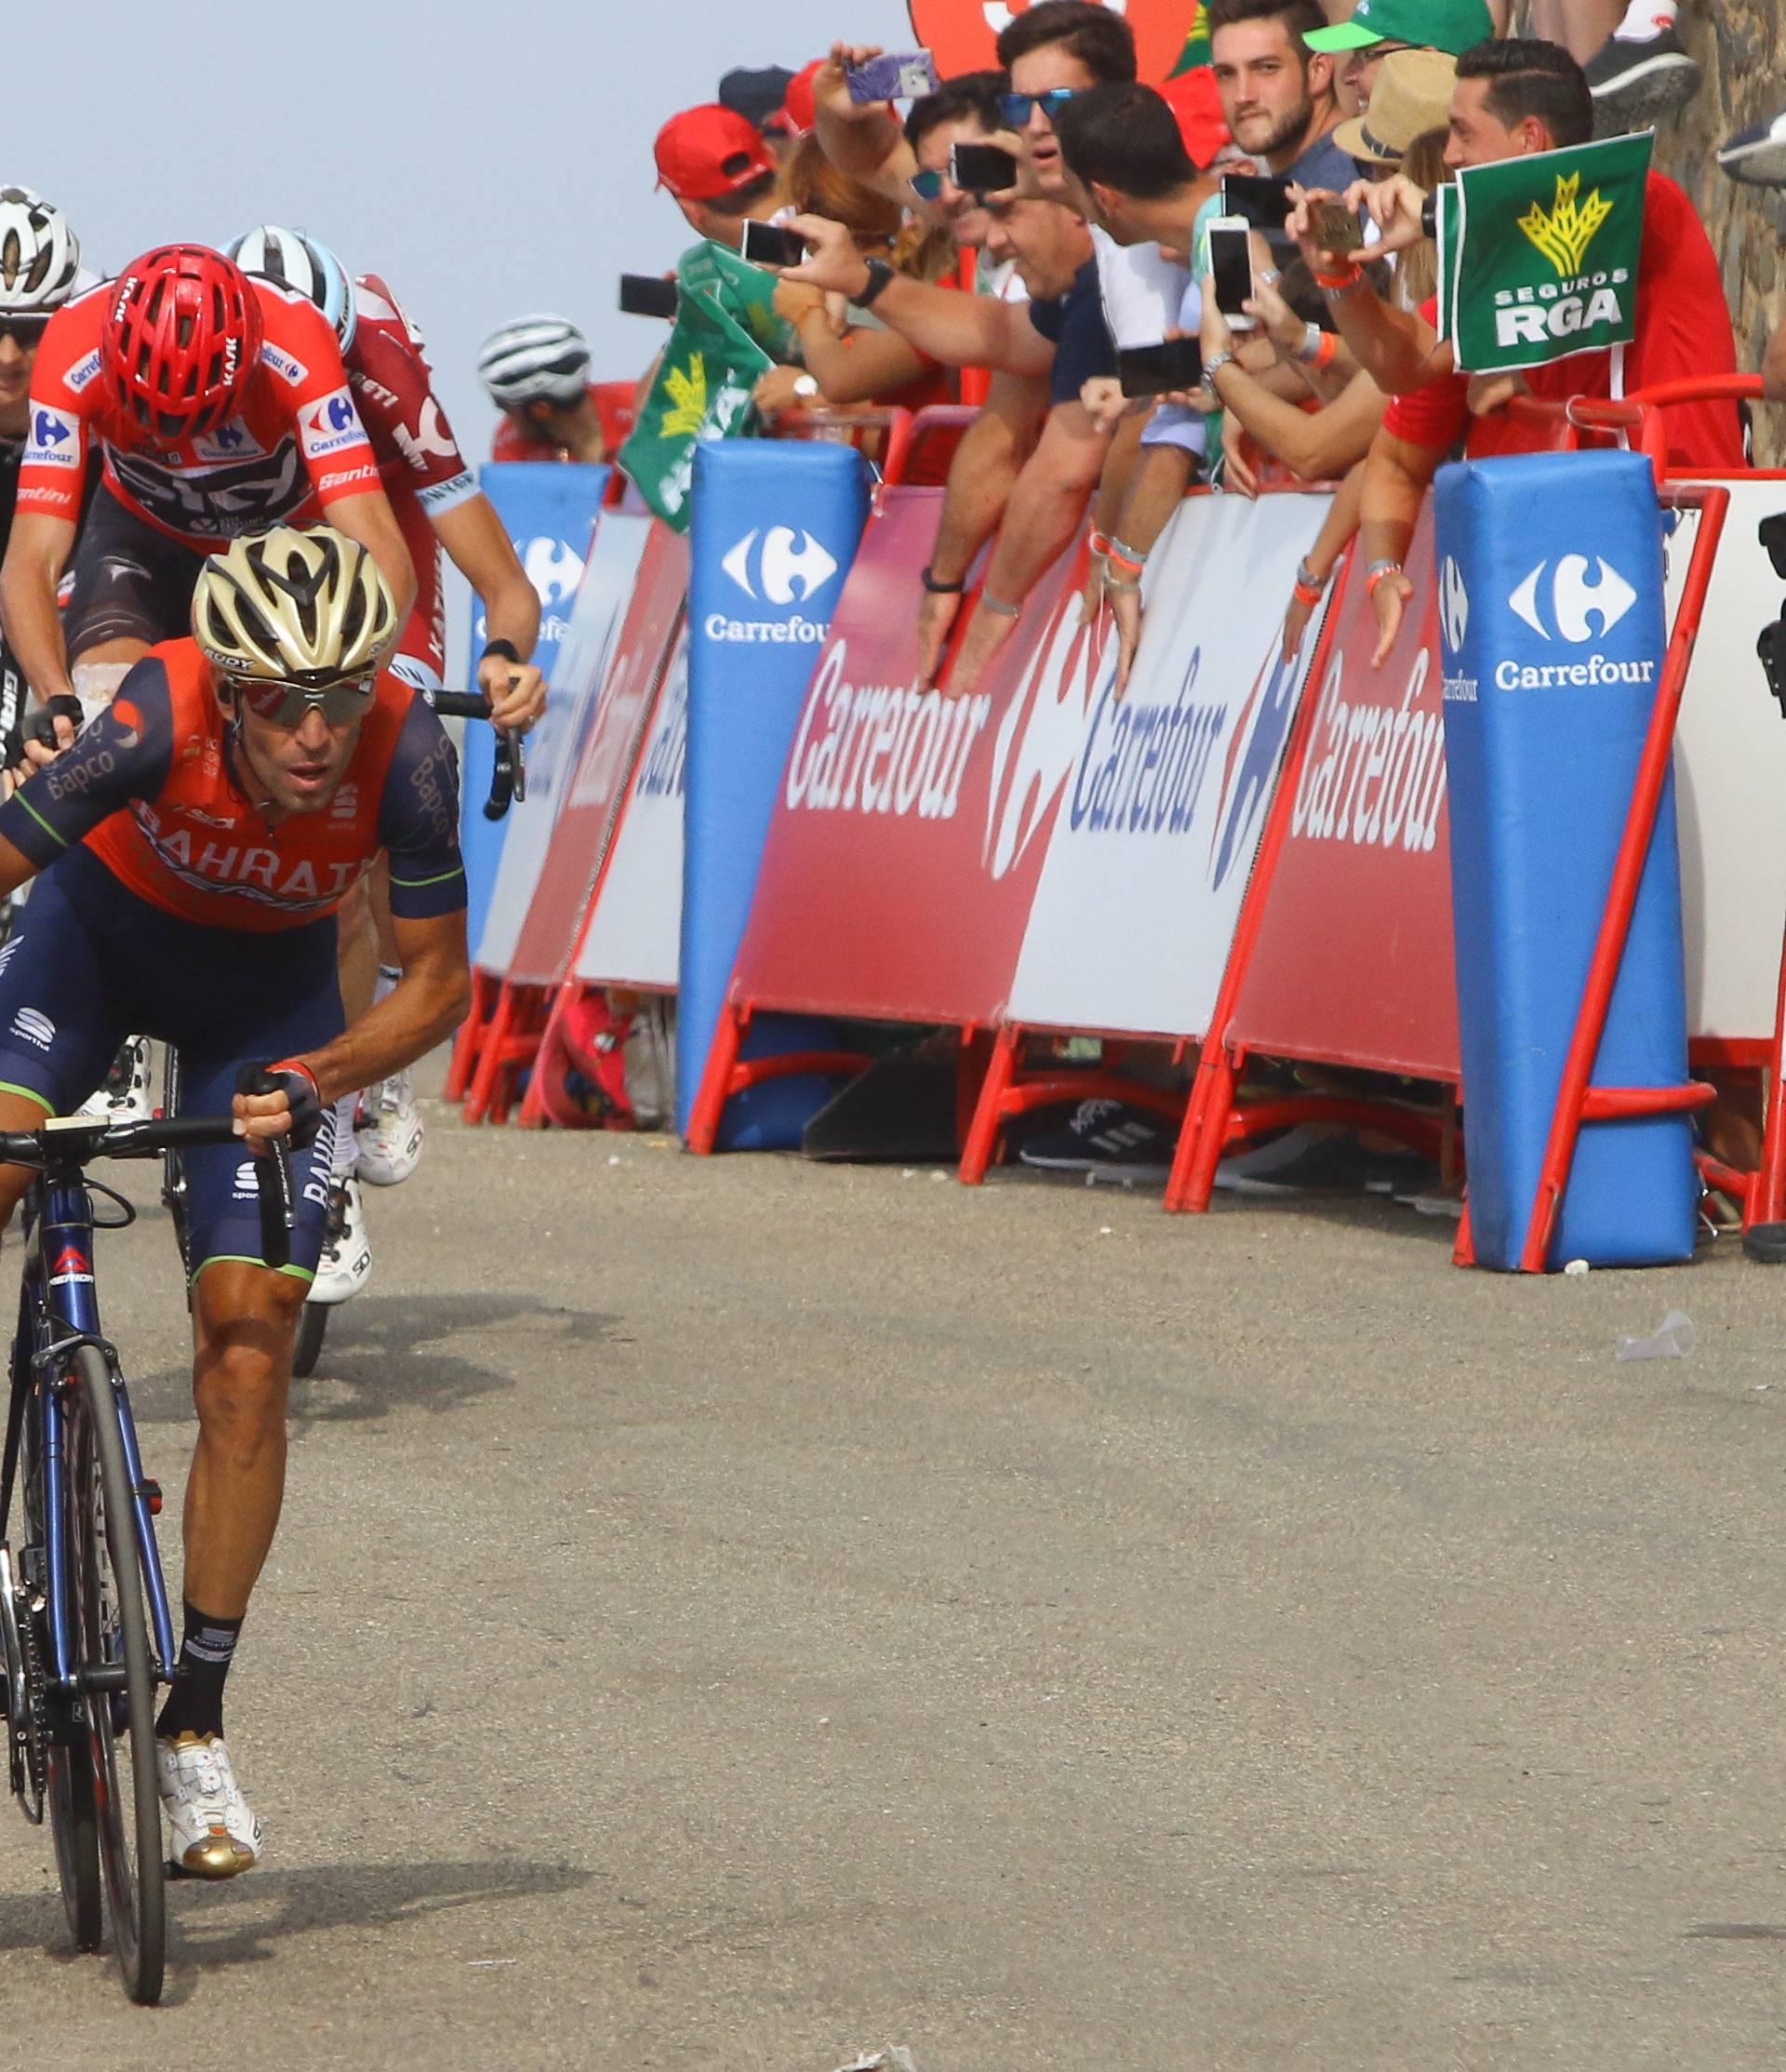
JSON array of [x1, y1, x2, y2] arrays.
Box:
[[1203, 349, 1236, 383], [793, 373, 820, 400], [857, 257, 897, 307]]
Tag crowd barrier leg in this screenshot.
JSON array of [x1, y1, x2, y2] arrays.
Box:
[[1751, 929, 1786, 1229], [957, 1029, 1186, 1185], [957, 1027, 1020, 1185], [444, 968, 500, 1105], [1497, 483, 1729, 1274], [685, 1000, 873, 1156], [462, 981, 552, 1128]]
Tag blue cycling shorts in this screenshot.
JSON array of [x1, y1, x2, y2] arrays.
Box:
[[0, 845, 344, 1280]]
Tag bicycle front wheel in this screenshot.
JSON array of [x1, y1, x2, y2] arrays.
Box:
[[68, 1344, 165, 2005]]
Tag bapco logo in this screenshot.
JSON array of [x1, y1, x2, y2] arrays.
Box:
[[1439, 555, 1470, 654], [1509, 555, 1636, 644], [721, 527, 838, 606]]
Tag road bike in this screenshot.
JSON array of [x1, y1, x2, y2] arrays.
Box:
[[0, 1111, 291, 2004]]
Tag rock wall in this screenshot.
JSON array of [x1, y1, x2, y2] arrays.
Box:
[[1665, 1, 1784, 458]]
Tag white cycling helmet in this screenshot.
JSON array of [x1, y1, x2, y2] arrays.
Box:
[[0, 187, 81, 314], [227, 224, 356, 352], [476, 314, 590, 408]]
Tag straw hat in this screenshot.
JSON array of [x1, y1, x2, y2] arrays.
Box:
[[1333, 48, 1459, 168]]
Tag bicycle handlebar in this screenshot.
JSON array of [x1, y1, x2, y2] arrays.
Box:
[[0, 1114, 294, 1272], [433, 689, 527, 822]]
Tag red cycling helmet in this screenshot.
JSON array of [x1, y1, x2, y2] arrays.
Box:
[[101, 244, 263, 442]]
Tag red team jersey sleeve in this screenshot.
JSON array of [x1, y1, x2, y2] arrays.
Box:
[[346, 276, 477, 518], [16, 285, 106, 524]]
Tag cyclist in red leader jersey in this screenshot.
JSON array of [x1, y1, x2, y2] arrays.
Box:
[[0, 522, 469, 1874], [0, 245, 418, 736]]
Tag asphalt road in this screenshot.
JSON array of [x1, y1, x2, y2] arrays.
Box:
[[4, 1071, 1786, 2070]]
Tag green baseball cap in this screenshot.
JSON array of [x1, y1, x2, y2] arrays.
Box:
[[1305, 0, 1493, 56]]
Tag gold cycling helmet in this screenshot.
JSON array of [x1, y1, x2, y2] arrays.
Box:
[[192, 524, 395, 691]]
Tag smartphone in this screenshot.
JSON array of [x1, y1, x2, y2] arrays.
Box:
[[950, 141, 1020, 194], [619, 274, 678, 319], [1220, 171, 1293, 234], [1206, 217, 1256, 329], [740, 220, 807, 270], [846, 49, 939, 101], [1308, 199, 1365, 255], [1117, 339, 1205, 398]]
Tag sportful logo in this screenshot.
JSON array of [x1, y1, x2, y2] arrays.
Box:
[[1517, 171, 1613, 280], [1508, 555, 1636, 643], [9, 1007, 53, 1049], [721, 528, 838, 606]]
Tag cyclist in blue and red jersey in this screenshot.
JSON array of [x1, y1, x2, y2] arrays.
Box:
[[0, 522, 469, 1879]]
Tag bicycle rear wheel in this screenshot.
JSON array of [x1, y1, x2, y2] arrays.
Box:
[[68, 1344, 165, 2004]]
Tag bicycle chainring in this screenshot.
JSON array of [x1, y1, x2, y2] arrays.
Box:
[[0, 1544, 46, 1818]]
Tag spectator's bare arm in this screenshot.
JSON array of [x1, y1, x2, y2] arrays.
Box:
[[779, 217, 1056, 379], [1282, 461, 1364, 662], [812, 44, 917, 201], [917, 371, 1049, 688], [1764, 315, 1786, 404], [1101, 439, 1198, 696], [1286, 188, 1447, 397], [1359, 426, 1445, 667], [786, 305, 932, 405]]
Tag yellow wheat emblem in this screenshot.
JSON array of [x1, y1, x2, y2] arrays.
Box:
[[662, 354, 708, 437], [1516, 171, 1613, 278]]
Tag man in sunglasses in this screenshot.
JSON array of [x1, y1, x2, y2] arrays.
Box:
[[0, 522, 469, 1877]]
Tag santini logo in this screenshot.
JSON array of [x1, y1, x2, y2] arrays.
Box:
[[721, 527, 838, 606], [1439, 555, 1470, 654], [1508, 555, 1636, 643]]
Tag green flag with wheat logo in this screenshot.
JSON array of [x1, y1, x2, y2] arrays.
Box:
[[1442, 132, 1651, 376], [618, 279, 773, 532]]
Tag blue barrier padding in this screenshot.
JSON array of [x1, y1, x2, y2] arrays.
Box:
[[1435, 450, 1694, 1269], [678, 441, 870, 1146], [460, 462, 608, 958]]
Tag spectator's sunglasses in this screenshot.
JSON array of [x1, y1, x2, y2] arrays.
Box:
[[1358, 37, 1420, 59], [909, 168, 945, 203], [1000, 87, 1078, 126], [0, 314, 49, 349], [230, 675, 377, 728]]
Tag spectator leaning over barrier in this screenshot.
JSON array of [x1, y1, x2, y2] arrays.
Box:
[[1303, 0, 1491, 122], [654, 104, 783, 253], [1209, 0, 1357, 189], [752, 136, 956, 427], [1291, 35, 1741, 666]]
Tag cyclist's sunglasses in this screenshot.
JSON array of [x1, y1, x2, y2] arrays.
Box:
[[231, 675, 376, 728], [909, 167, 945, 203], [1000, 87, 1078, 126], [0, 315, 49, 349]]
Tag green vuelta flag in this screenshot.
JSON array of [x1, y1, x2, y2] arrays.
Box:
[[1442, 132, 1651, 376], [618, 276, 775, 534], [675, 237, 797, 361]]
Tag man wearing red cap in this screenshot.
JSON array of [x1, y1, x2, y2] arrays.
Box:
[[654, 104, 782, 251]]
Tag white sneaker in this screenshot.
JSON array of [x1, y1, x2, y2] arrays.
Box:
[[77, 1035, 153, 1125], [311, 1175, 371, 1305], [155, 1731, 263, 1878], [354, 1070, 424, 1186]]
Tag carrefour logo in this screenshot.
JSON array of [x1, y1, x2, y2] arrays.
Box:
[[1439, 555, 1470, 655], [721, 527, 838, 606], [1508, 555, 1636, 643], [297, 384, 365, 459], [27, 403, 78, 468], [521, 535, 585, 608]]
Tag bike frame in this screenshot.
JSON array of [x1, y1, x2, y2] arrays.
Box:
[[7, 1167, 176, 1706]]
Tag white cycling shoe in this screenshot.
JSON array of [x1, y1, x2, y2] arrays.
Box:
[[311, 1175, 371, 1305], [78, 1035, 154, 1126], [156, 1731, 263, 1878], [355, 1070, 424, 1186]]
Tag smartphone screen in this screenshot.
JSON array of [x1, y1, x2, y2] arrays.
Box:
[[619, 274, 678, 319], [1206, 219, 1256, 328], [1117, 339, 1205, 398], [740, 221, 806, 270], [950, 142, 1020, 194], [846, 50, 939, 101], [1220, 172, 1293, 234], [1308, 199, 1365, 254]]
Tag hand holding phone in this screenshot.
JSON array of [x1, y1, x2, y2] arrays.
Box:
[[846, 49, 939, 101], [1206, 217, 1257, 330], [740, 221, 808, 271], [1308, 199, 1365, 255]]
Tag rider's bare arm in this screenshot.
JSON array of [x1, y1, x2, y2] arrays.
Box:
[[431, 493, 546, 728], [0, 508, 79, 704], [282, 907, 468, 1112], [321, 487, 418, 639]]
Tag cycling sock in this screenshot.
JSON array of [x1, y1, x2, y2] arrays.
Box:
[[154, 1602, 243, 1740], [331, 1092, 359, 1178], [374, 964, 400, 1007]]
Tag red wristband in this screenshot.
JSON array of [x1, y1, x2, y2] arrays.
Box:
[[1292, 580, 1324, 608]]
